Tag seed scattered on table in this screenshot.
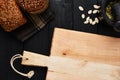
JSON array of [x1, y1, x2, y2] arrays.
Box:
[[84, 20, 89, 24], [81, 14, 85, 19], [93, 5, 101, 9], [83, 16, 91, 24], [91, 21, 96, 25], [93, 10, 99, 14], [89, 19, 93, 24], [78, 5, 101, 25], [79, 6, 84, 11], [95, 18, 99, 23], [86, 16, 90, 21], [88, 10, 92, 14]]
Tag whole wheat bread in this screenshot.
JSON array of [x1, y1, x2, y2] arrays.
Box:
[[17, 0, 49, 14], [0, 0, 27, 32]]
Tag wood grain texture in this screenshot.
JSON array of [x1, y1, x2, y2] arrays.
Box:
[[22, 51, 120, 80], [22, 28, 120, 80], [51, 28, 120, 66]]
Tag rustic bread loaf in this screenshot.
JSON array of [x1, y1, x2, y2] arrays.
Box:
[[17, 0, 49, 14], [0, 0, 27, 32]]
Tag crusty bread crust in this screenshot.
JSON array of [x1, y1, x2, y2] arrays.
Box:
[[17, 0, 49, 14], [0, 0, 27, 32]]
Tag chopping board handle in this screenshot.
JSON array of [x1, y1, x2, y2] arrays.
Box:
[[22, 51, 49, 67]]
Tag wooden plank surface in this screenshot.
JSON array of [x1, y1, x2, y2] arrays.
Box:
[[22, 51, 120, 80], [22, 28, 120, 80], [51, 28, 120, 66]]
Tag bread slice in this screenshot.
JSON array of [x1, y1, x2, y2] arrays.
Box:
[[0, 0, 27, 32]]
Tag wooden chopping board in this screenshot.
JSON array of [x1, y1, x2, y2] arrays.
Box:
[[22, 28, 120, 80]]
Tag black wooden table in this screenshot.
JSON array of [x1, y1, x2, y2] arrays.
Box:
[[0, 0, 120, 80]]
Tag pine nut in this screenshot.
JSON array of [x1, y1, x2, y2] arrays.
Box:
[[88, 10, 92, 14], [93, 10, 99, 14], [81, 14, 85, 19], [91, 21, 96, 25], [84, 20, 89, 24], [86, 16, 90, 21], [93, 5, 100, 9], [95, 18, 99, 23], [79, 6, 84, 11], [89, 19, 93, 24]]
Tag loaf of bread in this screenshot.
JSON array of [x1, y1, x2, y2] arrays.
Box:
[[0, 0, 27, 32], [17, 0, 49, 14]]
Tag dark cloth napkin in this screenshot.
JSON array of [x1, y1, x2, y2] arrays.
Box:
[[11, 8, 54, 42]]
